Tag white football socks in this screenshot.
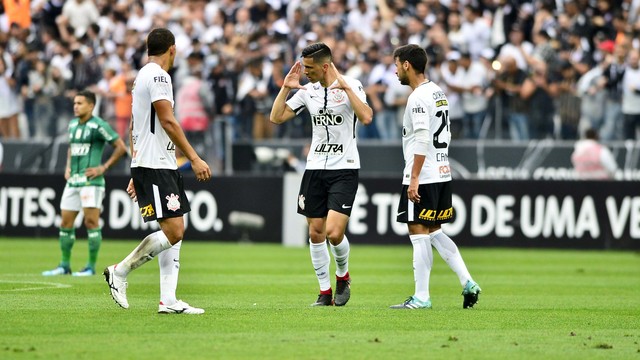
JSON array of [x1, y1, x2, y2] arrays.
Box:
[[158, 240, 181, 306], [115, 230, 172, 277], [410, 234, 432, 302], [309, 240, 331, 292], [430, 229, 471, 287], [329, 236, 350, 278]]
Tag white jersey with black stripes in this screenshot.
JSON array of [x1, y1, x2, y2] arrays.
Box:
[[130, 62, 177, 170], [286, 76, 367, 170], [401, 80, 452, 185]]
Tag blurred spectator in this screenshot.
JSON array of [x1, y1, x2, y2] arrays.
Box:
[[439, 51, 465, 139], [0, 54, 21, 138], [367, 50, 397, 140], [493, 56, 530, 141], [521, 59, 556, 139], [110, 63, 134, 139], [57, 0, 100, 39], [345, 0, 377, 43], [571, 128, 617, 180], [208, 55, 238, 173], [490, 0, 519, 50], [576, 58, 607, 135], [447, 11, 466, 53], [68, 48, 101, 95], [176, 52, 214, 158], [236, 56, 273, 140], [598, 43, 627, 140], [3, 0, 30, 30], [446, 51, 490, 139], [462, 5, 491, 60], [15, 44, 38, 137], [497, 24, 533, 71], [551, 60, 581, 139], [26, 59, 56, 139], [622, 48, 640, 139]]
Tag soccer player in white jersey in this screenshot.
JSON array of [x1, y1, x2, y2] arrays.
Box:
[[103, 28, 212, 314], [270, 42, 373, 306], [389, 44, 481, 310]]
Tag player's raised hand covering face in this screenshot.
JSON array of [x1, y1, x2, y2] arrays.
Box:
[[328, 62, 349, 90], [283, 61, 306, 90]]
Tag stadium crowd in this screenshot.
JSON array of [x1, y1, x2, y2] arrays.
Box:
[[1, 0, 640, 154]]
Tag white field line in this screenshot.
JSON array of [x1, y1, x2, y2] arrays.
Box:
[[0, 279, 72, 292]]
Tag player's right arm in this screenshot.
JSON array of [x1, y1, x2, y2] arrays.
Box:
[[270, 61, 305, 124], [64, 148, 71, 180], [154, 99, 211, 182]]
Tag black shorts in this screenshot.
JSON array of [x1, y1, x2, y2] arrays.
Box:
[[297, 169, 358, 218], [131, 167, 191, 222], [397, 181, 455, 225]]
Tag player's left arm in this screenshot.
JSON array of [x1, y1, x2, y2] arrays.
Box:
[[328, 63, 373, 125], [86, 123, 128, 179]]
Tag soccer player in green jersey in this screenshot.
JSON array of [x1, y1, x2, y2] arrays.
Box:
[[43, 90, 127, 276]]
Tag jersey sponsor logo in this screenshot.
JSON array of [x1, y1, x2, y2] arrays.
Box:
[[436, 153, 448, 161], [412, 107, 426, 114], [439, 165, 450, 175], [435, 99, 448, 107], [432, 91, 446, 100], [153, 76, 169, 83], [98, 127, 111, 141], [418, 209, 436, 221], [68, 174, 88, 184], [166, 142, 175, 151], [166, 193, 181, 211], [311, 108, 344, 126], [70, 143, 91, 156], [314, 143, 344, 154], [140, 204, 155, 218], [418, 208, 453, 221], [436, 207, 453, 221]]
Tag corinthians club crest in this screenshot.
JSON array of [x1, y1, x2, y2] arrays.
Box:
[[166, 193, 181, 211], [331, 89, 345, 104]]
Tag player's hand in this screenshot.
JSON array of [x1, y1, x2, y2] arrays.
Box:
[[191, 158, 212, 182], [328, 63, 350, 91], [64, 167, 71, 180], [283, 61, 306, 90], [126, 178, 137, 202], [408, 180, 420, 203], [85, 165, 105, 180]]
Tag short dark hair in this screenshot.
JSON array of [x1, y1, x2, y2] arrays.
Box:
[[301, 42, 332, 63], [147, 28, 175, 56], [585, 128, 599, 140], [76, 90, 96, 105], [393, 44, 428, 73]]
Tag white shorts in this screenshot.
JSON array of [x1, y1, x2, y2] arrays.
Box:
[[60, 185, 105, 211]]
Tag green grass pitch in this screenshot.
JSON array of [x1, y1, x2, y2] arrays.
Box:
[[1, 237, 638, 359]]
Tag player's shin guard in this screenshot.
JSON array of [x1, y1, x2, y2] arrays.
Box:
[[115, 230, 171, 277], [410, 234, 432, 302], [330, 236, 350, 278], [59, 227, 75, 268], [87, 228, 102, 269], [430, 229, 472, 286], [309, 240, 331, 292], [158, 240, 181, 306]]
